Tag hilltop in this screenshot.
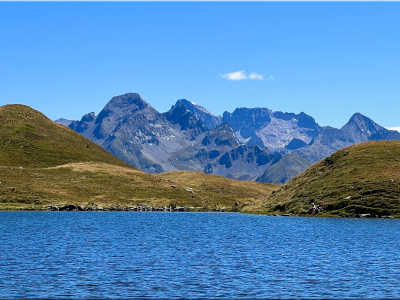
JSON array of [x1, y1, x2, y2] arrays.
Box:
[[244, 141, 400, 217], [0, 104, 133, 168], [0, 104, 278, 210]]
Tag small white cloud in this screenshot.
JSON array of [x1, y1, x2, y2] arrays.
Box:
[[268, 75, 275, 81], [221, 70, 247, 81], [249, 72, 264, 80], [387, 127, 400, 133]]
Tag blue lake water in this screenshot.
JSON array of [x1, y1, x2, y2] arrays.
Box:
[[0, 212, 399, 299]]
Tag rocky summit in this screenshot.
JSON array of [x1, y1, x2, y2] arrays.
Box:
[[64, 93, 400, 183], [171, 99, 222, 130]]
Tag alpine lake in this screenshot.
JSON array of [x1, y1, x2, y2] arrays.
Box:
[[0, 211, 399, 299]]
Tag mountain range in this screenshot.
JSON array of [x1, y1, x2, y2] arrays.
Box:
[[59, 93, 400, 184], [0, 104, 276, 211]]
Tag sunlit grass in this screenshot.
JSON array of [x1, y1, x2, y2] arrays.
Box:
[[243, 141, 400, 217]]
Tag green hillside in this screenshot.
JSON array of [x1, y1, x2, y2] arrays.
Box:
[[0, 104, 133, 168], [0, 104, 278, 210], [244, 141, 400, 217]]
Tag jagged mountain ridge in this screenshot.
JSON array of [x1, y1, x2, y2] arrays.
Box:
[[220, 106, 400, 163], [63, 92, 400, 183], [295, 113, 400, 163], [66, 93, 295, 182], [222, 107, 321, 150]]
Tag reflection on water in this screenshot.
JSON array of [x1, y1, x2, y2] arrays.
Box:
[[0, 212, 399, 298]]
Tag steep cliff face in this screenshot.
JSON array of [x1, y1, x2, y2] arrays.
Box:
[[222, 108, 321, 150], [171, 99, 222, 130], [163, 104, 206, 138]]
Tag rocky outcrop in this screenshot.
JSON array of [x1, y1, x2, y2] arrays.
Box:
[[222, 108, 321, 150], [171, 99, 222, 130], [163, 104, 206, 138]]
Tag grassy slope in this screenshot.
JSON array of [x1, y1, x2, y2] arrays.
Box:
[[0, 104, 133, 168], [243, 141, 400, 217], [0, 105, 278, 210]]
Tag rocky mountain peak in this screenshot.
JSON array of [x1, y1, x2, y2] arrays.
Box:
[[343, 112, 375, 128], [222, 107, 273, 131], [171, 99, 222, 130], [95, 93, 152, 125], [102, 93, 153, 117], [90, 93, 160, 140], [106, 93, 148, 110], [296, 112, 322, 131], [164, 104, 206, 133], [341, 113, 385, 143]]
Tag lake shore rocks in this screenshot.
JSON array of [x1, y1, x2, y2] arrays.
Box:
[[0, 206, 397, 217], [40, 204, 193, 212]]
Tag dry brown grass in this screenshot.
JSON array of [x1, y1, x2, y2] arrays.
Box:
[[0, 162, 279, 210]]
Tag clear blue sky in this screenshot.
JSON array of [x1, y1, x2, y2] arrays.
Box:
[[1, 2, 400, 129]]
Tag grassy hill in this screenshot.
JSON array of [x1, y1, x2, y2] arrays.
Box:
[[244, 141, 400, 217], [0, 104, 278, 210], [0, 104, 134, 168]]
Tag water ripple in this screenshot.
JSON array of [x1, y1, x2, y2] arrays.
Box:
[[0, 212, 399, 298]]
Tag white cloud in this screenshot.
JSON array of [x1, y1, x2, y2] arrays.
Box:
[[387, 127, 400, 133], [221, 70, 247, 81], [221, 70, 269, 81], [248, 72, 264, 80]]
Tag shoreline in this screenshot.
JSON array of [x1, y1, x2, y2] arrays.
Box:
[[0, 208, 396, 219]]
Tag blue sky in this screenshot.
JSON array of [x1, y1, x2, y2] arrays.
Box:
[[1, 2, 400, 129]]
